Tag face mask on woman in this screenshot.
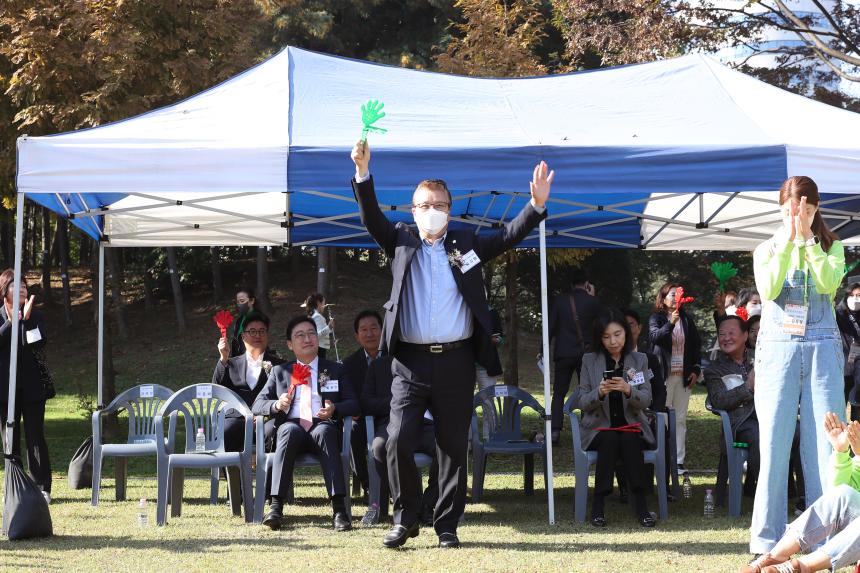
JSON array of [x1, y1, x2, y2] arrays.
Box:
[[747, 304, 762, 317], [237, 302, 250, 315], [848, 297, 860, 312]]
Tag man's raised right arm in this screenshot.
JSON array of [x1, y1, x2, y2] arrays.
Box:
[[350, 140, 397, 255]]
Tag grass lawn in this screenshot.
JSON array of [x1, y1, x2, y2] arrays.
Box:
[[0, 262, 829, 571]]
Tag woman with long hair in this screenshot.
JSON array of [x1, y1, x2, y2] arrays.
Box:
[[304, 292, 333, 361], [577, 309, 655, 528], [648, 281, 701, 474], [0, 269, 52, 502], [746, 176, 846, 564]]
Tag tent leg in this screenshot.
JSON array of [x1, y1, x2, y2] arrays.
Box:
[[538, 220, 555, 525], [97, 243, 105, 408], [4, 191, 25, 458]]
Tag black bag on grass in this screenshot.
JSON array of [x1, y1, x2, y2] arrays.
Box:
[[67, 437, 93, 489], [2, 455, 53, 540]]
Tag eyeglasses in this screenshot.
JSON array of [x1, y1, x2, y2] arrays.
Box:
[[413, 202, 451, 213], [292, 330, 318, 341], [244, 328, 267, 337]]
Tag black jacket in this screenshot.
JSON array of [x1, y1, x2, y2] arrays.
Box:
[[648, 309, 702, 383], [548, 288, 603, 360], [252, 358, 359, 425], [212, 350, 284, 416], [353, 176, 545, 371], [643, 350, 667, 412], [341, 348, 374, 411], [360, 355, 395, 426], [0, 307, 47, 403]]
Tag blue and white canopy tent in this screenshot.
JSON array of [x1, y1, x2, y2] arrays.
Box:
[[9, 46, 860, 525]]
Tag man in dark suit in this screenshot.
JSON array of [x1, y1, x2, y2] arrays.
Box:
[[252, 315, 359, 531], [350, 139, 553, 548], [214, 311, 283, 453], [341, 309, 384, 504], [548, 270, 603, 443], [361, 355, 438, 526]]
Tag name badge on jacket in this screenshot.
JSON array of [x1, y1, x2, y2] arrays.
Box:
[[459, 250, 481, 273], [320, 379, 339, 393]]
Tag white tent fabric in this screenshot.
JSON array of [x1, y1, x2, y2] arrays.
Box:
[[15, 46, 860, 250]]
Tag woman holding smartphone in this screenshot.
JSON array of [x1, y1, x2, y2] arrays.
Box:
[[577, 309, 655, 528], [747, 176, 846, 563]]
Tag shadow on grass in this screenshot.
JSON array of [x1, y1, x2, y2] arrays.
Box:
[[0, 534, 314, 554]]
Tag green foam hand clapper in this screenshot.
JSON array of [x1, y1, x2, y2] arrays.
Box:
[[360, 100, 387, 141]]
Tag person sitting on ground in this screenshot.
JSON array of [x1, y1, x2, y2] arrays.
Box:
[[360, 354, 439, 527], [214, 311, 283, 453], [341, 309, 384, 509], [252, 315, 358, 532], [578, 309, 656, 528], [704, 315, 760, 498], [740, 413, 860, 573]]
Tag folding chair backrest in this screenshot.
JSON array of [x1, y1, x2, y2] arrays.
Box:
[[158, 384, 250, 453], [473, 385, 543, 442], [564, 387, 583, 418], [104, 384, 174, 444]]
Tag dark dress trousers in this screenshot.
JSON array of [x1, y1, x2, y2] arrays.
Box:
[[353, 175, 545, 533], [252, 359, 359, 500], [212, 350, 283, 452], [342, 347, 379, 493], [360, 355, 439, 517], [0, 306, 52, 493]]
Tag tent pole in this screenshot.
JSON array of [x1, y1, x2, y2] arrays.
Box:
[[4, 192, 25, 459], [97, 243, 105, 408], [538, 219, 555, 525]]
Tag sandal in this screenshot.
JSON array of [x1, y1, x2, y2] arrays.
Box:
[[762, 559, 805, 573], [590, 515, 607, 528]]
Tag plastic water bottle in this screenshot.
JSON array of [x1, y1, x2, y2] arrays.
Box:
[[682, 473, 693, 499], [137, 498, 148, 528], [704, 489, 715, 518], [195, 427, 206, 452]]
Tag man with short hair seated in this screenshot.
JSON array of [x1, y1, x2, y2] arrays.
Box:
[[252, 315, 359, 531], [703, 315, 760, 498], [361, 354, 439, 526], [214, 311, 283, 453], [341, 309, 385, 504]]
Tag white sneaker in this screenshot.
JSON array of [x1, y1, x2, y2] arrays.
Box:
[[41, 491, 51, 504]]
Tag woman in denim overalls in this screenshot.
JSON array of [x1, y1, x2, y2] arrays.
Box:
[[750, 176, 846, 557]]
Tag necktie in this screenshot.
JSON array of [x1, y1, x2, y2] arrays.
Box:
[[290, 363, 313, 431]]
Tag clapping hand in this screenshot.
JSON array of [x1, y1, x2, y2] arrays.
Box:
[[351, 139, 370, 180], [795, 196, 814, 241], [529, 161, 554, 208], [847, 420, 860, 456], [824, 412, 849, 453]]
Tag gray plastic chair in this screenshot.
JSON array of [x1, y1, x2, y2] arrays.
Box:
[[253, 415, 353, 523], [471, 385, 549, 503], [563, 388, 668, 522], [154, 384, 254, 525], [705, 396, 748, 517], [363, 415, 434, 510], [91, 383, 175, 506]]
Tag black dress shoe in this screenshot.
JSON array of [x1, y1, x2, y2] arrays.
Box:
[[383, 523, 419, 548], [262, 506, 283, 530], [333, 511, 352, 532], [438, 532, 460, 548]]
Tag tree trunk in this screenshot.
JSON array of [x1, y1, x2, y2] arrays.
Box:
[[106, 247, 128, 339], [369, 249, 380, 269], [57, 218, 73, 328], [1, 207, 11, 267], [316, 247, 330, 299], [503, 251, 519, 387], [210, 246, 224, 303], [255, 246, 273, 315], [328, 247, 337, 294], [101, 324, 120, 437], [290, 246, 301, 274], [90, 244, 101, 326], [166, 247, 186, 330], [40, 207, 53, 304], [142, 269, 155, 312]]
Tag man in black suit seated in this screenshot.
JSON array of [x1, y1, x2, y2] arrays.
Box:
[[252, 315, 359, 531], [213, 311, 283, 453], [361, 355, 439, 527], [341, 310, 384, 506]]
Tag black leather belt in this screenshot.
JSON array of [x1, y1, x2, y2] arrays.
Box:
[[398, 339, 470, 354]]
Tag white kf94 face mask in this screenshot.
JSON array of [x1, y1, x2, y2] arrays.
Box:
[[414, 208, 448, 236], [848, 297, 860, 312]]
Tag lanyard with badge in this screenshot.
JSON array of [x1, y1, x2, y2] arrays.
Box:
[[782, 251, 810, 337]]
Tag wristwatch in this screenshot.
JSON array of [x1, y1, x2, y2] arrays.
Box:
[[804, 235, 820, 247]]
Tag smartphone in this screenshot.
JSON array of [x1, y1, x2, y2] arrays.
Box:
[[603, 370, 615, 380]]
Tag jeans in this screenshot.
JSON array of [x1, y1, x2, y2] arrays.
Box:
[[786, 484, 860, 570], [665, 375, 691, 465], [751, 269, 846, 553]]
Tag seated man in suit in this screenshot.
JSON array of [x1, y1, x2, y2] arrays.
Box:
[[361, 355, 439, 527], [341, 309, 384, 505], [214, 311, 283, 453], [252, 315, 359, 531]]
